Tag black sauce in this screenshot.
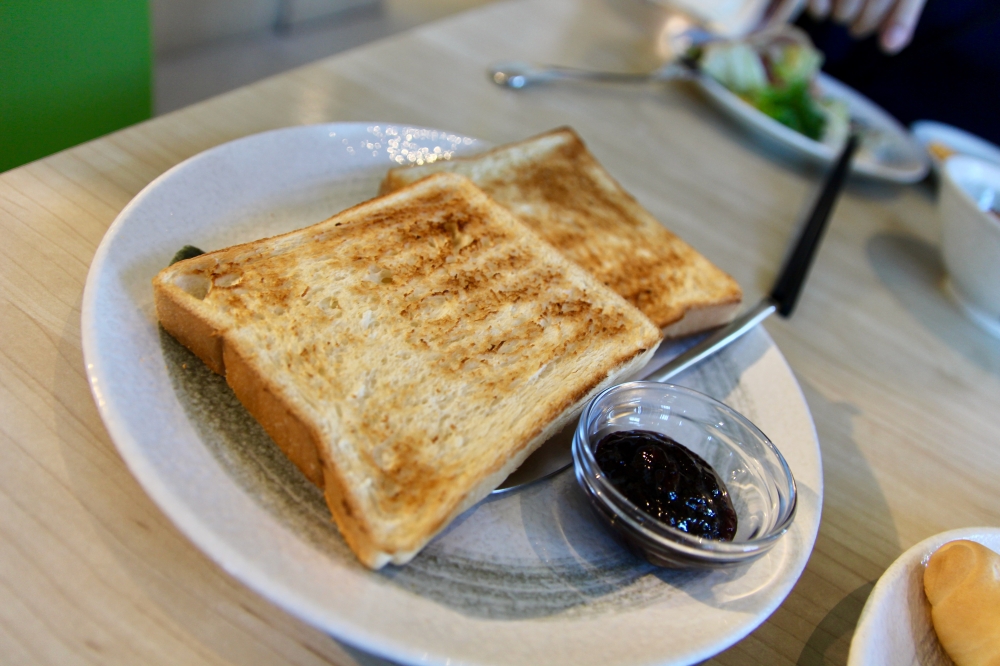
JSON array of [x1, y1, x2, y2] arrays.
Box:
[[594, 430, 738, 541]]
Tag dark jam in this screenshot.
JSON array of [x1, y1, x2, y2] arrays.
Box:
[[594, 430, 738, 541]]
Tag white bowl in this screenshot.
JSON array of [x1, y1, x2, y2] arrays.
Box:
[[848, 528, 1000, 666], [939, 155, 1000, 338]]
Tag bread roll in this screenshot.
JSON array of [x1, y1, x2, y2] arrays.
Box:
[[923, 539, 1000, 666]]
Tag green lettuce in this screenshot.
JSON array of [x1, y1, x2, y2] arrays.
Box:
[[701, 40, 829, 141], [746, 80, 826, 141]]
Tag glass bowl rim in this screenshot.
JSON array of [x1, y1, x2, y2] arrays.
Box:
[[573, 381, 798, 557]]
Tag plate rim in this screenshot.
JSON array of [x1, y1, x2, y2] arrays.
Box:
[[81, 121, 823, 666]]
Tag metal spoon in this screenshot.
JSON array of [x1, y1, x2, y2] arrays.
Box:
[[489, 59, 696, 89], [487, 13, 719, 90], [488, 24, 822, 92], [492, 133, 860, 493]]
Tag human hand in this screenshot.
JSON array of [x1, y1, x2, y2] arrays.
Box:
[[764, 0, 928, 53]]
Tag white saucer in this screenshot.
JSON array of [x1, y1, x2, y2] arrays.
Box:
[[848, 527, 1000, 666]]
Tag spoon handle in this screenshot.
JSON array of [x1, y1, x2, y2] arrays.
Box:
[[489, 60, 694, 89], [643, 299, 778, 383]]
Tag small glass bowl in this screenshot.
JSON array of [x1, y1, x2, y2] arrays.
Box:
[[572, 382, 797, 568]]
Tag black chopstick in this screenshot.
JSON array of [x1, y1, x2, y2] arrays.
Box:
[[770, 133, 860, 317], [644, 134, 860, 383]]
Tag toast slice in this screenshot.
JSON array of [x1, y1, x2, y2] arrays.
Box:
[[154, 172, 661, 569], [380, 127, 742, 337]]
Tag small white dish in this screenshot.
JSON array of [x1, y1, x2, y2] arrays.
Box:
[[911, 120, 1000, 168], [848, 527, 1000, 666], [696, 72, 930, 183], [939, 155, 1000, 338]]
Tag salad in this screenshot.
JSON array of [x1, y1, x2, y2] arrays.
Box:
[[697, 29, 849, 144]]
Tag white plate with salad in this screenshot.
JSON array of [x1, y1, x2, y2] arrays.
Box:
[[693, 30, 929, 183]]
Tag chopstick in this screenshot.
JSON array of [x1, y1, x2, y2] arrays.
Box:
[[770, 133, 861, 316], [644, 134, 860, 383]]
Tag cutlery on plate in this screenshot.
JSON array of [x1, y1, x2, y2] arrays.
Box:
[[493, 133, 860, 493]]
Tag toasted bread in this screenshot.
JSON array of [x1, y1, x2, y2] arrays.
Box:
[[154, 172, 661, 569], [380, 127, 742, 336]]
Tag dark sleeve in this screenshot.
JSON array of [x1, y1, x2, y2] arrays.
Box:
[[795, 0, 1000, 145]]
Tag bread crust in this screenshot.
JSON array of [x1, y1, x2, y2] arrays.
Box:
[[222, 341, 326, 488], [660, 301, 743, 338], [156, 289, 385, 565], [154, 172, 661, 568], [155, 282, 225, 374]]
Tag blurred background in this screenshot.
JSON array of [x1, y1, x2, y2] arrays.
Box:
[[3, 0, 996, 173], [1, 0, 495, 172], [153, 0, 497, 114]]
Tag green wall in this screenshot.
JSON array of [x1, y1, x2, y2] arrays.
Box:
[[1, 1, 152, 172]]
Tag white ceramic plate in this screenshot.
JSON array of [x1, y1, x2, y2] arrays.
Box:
[[82, 122, 823, 666], [696, 72, 929, 183], [912, 120, 1000, 169], [848, 527, 1000, 666]]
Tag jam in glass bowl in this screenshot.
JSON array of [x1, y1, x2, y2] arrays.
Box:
[[572, 381, 797, 568]]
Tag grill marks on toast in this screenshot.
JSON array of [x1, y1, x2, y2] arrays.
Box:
[[155, 173, 661, 566], [483, 139, 692, 325], [381, 127, 743, 332]]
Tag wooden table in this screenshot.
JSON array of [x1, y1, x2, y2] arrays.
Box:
[[3, 0, 998, 663]]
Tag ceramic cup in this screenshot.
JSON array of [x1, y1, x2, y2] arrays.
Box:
[[940, 155, 1000, 338]]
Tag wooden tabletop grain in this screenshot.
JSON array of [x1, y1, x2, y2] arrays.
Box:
[[2, 0, 999, 664]]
